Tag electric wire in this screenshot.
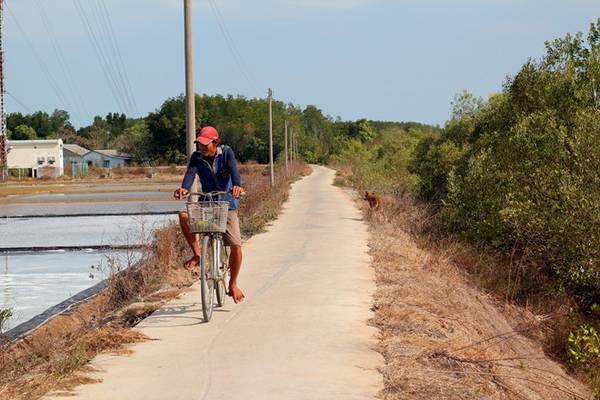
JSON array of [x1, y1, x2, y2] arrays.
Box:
[[89, 0, 135, 115], [5, 1, 69, 110], [6, 91, 32, 113], [207, 0, 261, 93], [98, 0, 138, 115], [35, 0, 88, 123], [72, 0, 130, 115], [73, 0, 130, 114]]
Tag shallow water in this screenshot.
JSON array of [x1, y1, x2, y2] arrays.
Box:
[[0, 199, 179, 331], [0, 250, 140, 330], [0, 200, 181, 217], [0, 214, 178, 249], [14, 191, 171, 203]]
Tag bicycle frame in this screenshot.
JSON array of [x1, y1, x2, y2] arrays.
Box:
[[183, 190, 232, 321]]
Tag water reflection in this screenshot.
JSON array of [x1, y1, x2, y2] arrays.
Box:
[[0, 214, 178, 249], [0, 213, 178, 330], [0, 250, 141, 329]]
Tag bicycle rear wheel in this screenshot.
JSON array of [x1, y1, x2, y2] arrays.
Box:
[[215, 239, 230, 308], [200, 235, 215, 322]]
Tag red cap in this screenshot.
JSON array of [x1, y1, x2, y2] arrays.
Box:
[[195, 126, 220, 145]]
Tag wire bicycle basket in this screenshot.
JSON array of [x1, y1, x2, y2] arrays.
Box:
[[187, 201, 229, 233]]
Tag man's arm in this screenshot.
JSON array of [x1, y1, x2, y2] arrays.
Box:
[[226, 147, 243, 197], [181, 153, 199, 191], [227, 147, 242, 187], [174, 153, 198, 198]]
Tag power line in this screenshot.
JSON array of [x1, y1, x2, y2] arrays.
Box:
[[5, 1, 69, 110], [207, 0, 261, 93], [74, 0, 130, 115], [6, 91, 32, 113], [35, 0, 87, 122], [89, 0, 136, 115], [88, 0, 133, 114], [98, 0, 138, 115], [72, 0, 130, 115]]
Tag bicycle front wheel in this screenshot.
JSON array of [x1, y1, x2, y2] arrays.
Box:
[[216, 239, 230, 308], [200, 235, 215, 322]]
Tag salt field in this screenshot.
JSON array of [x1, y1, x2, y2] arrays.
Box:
[[0, 191, 181, 330]]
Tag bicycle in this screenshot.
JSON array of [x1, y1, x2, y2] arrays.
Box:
[[185, 191, 232, 322]]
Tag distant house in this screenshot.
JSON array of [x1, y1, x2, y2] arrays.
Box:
[[83, 149, 133, 169], [6, 139, 64, 178], [63, 144, 89, 164], [63, 144, 90, 177]]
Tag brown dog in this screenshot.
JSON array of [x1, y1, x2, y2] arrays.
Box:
[[364, 191, 381, 210]]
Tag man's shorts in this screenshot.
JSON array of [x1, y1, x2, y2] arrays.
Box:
[[223, 210, 242, 246]]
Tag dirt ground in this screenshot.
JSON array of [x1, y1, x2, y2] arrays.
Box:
[[364, 197, 591, 400]]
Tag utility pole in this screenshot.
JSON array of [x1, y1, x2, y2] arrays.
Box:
[[184, 0, 196, 161], [293, 131, 297, 161], [284, 120, 288, 174], [294, 130, 299, 161], [0, 0, 6, 181], [290, 127, 294, 163], [268, 88, 274, 187]]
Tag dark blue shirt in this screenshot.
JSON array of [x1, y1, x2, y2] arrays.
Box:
[[181, 145, 242, 210]]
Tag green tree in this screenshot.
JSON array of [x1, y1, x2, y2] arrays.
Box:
[[11, 124, 37, 140]]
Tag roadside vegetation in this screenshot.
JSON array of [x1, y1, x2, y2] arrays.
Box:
[[334, 19, 600, 398], [0, 162, 308, 400]]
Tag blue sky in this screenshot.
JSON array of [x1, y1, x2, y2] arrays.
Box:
[[5, 0, 600, 127]]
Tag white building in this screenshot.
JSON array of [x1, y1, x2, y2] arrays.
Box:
[[84, 149, 133, 169], [6, 139, 64, 178]]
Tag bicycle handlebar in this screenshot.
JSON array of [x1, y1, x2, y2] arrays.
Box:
[[177, 190, 246, 200], [187, 191, 229, 196]]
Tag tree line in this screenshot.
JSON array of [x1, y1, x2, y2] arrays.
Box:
[[5, 95, 438, 167], [411, 19, 600, 310]]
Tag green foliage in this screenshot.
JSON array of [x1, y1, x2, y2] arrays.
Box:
[[7, 93, 438, 168], [111, 119, 151, 161], [332, 126, 429, 194], [412, 18, 600, 308], [51, 345, 88, 376], [11, 125, 37, 140], [0, 308, 13, 333], [568, 324, 600, 370], [7, 110, 71, 138]]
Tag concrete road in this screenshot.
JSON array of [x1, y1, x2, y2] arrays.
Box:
[[48, 165, 382, 399]]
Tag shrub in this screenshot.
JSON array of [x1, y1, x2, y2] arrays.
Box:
[[412, 19, 600, 309], [568, 324, 600, 371]]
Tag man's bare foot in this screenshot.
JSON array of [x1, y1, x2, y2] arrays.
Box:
[[183, 255, 200, 271], [228, 283, 245, 304]]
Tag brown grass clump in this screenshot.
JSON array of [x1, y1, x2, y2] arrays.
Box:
[[364, 195, 592, 399]]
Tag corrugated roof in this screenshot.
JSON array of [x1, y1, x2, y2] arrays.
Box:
[[90, 149, 133, 159], [63, 144, 90, 157]]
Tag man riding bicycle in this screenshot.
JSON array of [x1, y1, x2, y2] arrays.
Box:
[[174, 126, 245, 303]]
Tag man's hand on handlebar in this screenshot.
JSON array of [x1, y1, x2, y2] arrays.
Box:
[[232, 186, 244, 198], [173, 187, 189, 200]]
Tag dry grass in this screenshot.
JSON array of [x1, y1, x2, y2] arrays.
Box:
[[239, 161, 311, 237], [363, 195, 592, 399], [0, 161, 309, 400]]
